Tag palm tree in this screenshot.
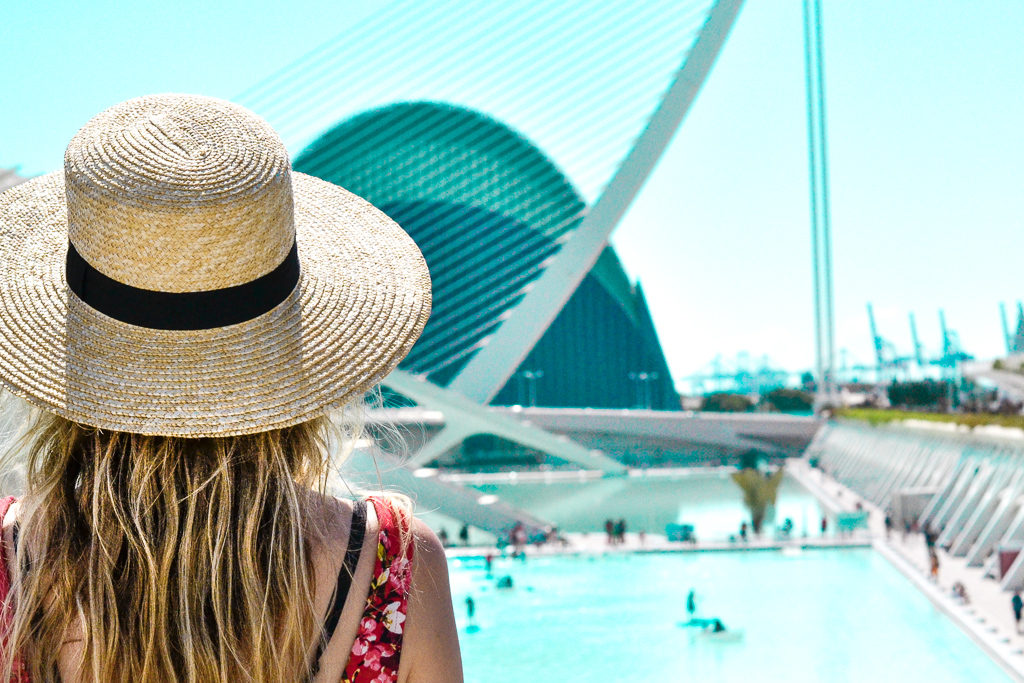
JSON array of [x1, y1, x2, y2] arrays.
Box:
[[731, 468, 784, 535]]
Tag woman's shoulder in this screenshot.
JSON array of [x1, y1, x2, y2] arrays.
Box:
[[311, 493, 418, 555], [408, 515, 443, 561], [303, 491, 447, 577], [401, 516, 462, 682]]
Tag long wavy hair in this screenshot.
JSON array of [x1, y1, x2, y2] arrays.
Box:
[[0, 405, 352, 682]]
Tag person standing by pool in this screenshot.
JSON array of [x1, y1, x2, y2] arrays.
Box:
[[0, 95, 462, 682], [510, 521, 527, 556], [924, 523, 940, 570], [1013, 591, 1023, 633], [459, 523, 471, 547], [686, 589, 697, 618], [465, 596, 476, 624], [924, 523, 938, 551]]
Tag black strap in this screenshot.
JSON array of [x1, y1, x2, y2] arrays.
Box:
[[65, 240, 301, 330], [313, 499, 367, 669]]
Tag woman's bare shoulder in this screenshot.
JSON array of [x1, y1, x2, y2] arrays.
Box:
[[402, 516, 463, 683], [409, 517, 448, 586]]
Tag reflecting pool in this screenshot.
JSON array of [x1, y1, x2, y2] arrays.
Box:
[[468, 470, 826, 540], [450, 549, 1011, 682]]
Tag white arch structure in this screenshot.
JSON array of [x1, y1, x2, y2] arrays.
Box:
[[242, 1, 748, 477], [448, 0, 745, 404], [380, 0, 746, 472]]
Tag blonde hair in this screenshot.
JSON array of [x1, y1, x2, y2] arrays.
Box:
[[1, 409, 342, 682]]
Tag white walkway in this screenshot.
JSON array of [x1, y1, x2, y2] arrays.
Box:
[[788, 458, 1024, 682]]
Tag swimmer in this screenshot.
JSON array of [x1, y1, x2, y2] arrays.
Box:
[[681, 617, 726, 632], [681, 617, 744, 641]]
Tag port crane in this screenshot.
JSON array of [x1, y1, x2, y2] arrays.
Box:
[[1000, 302, 1024, 354], [867, 303, 911, 381]]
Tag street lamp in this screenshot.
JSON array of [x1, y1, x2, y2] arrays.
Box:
[[628, 371, 659, 410], [517, 369, 544, 407]]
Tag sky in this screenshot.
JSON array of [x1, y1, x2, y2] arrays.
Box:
[[2, 1, 1022, 390]]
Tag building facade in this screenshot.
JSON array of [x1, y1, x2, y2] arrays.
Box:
[[294, 102, 679, 410]]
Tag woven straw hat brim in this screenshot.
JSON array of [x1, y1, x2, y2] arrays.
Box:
[[0, 170, 431, 437]]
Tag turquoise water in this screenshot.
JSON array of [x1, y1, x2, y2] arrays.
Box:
[[469, 471, 826, 540], [450, 549, 1011, 682]]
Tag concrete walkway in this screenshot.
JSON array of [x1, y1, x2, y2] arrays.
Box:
[[788, 458, 1024, 682]]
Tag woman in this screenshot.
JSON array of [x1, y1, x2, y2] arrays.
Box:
[[0, 94, 462, 682]]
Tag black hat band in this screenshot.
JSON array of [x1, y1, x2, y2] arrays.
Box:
[[65, 241, 301, 330]]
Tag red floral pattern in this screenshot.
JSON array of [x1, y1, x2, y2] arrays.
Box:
[[343, 497, 413, 683], [0, 496, 29, 683]]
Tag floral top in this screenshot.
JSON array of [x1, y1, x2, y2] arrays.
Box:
[[0, 496, 28, 683], [344, 496, 413, 683], [0, 495, 413, 683]]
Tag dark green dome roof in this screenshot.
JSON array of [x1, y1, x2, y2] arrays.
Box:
[[295, 101, 585, 242], [294, 102, 678, 409], [294, 102, 586, 382]]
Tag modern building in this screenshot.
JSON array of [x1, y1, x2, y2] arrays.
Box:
[[229, 0, 757, 490], [294, 102, 679, 411]]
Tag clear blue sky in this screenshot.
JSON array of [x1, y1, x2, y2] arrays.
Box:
[[3, 1, 1021, 388]]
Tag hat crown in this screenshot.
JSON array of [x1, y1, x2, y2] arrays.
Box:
[[64, 94, 294, 293]]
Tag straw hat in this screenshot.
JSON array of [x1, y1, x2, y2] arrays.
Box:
[[0, 94, 431, 437]]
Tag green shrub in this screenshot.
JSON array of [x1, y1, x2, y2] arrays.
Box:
[[836, 408, 1024, 430], [701, 392, 754, 412], [766, 388, 814, 413], [887, 380, 951, 408]]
